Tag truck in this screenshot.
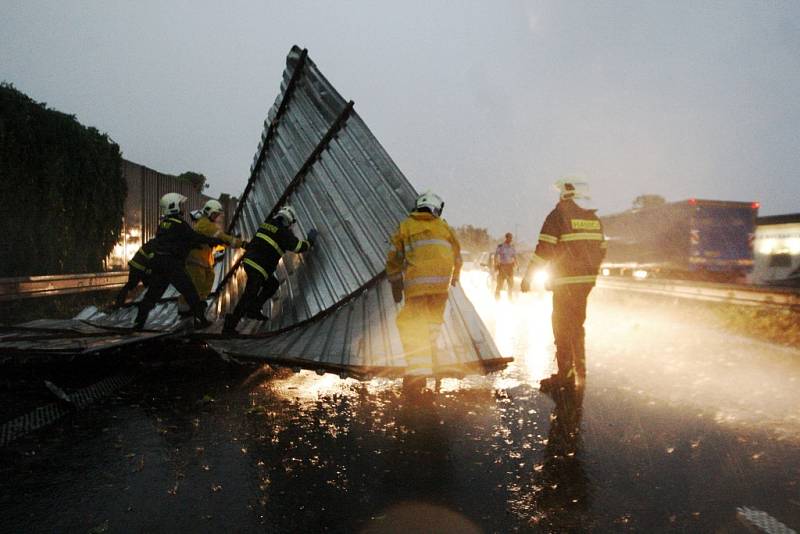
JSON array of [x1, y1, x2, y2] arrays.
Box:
[[600, 199, 759, 282]]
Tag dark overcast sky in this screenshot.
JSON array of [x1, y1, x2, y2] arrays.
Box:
[[2, 1, 799, 237]]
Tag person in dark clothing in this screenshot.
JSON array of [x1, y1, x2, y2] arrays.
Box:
[[223, 205, 317, 334], [133, 193, 224, 330], [115, 239, 156, 307], [521, 180, 606, 392]]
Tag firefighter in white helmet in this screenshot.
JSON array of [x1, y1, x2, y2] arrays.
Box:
[[178, 199, 243, 315], [386, 190, 462, 393], [222, 205, 318, 334], [521, 179, 606, 393], [133, 193, 224, 330]]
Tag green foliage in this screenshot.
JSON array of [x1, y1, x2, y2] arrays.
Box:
[[454, 225, 493, 252], [177, 171, 208, 190], [0, 83, 125, 276]]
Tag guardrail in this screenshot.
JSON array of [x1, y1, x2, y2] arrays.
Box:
[[0, 272, 128, 301], [597, 276, 800, 311]]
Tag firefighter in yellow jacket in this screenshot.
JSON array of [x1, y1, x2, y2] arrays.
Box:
[[386, 191, 462, 385], [179, 199, 242, 313]]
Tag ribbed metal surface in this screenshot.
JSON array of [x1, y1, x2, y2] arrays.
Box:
[[0, 46, 508, 377], [207, 279, 509, 379], [204, 46, 507, 377]]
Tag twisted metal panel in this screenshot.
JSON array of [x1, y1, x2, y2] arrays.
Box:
[[0, 46, 508, 377]]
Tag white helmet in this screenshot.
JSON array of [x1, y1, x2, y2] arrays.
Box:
[[160, 192, 187, 216], [414, 190, 445, 217], [202, 199, 224, 217], [275, 205, 298, 226], [554, 178, 590, 201]]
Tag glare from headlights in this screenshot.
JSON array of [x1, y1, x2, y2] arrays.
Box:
[[533, 269, 549, 286], [633, 269, 648, 280], [601, 268, 611, 276]]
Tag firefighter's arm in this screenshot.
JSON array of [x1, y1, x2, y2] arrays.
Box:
[[198, 218, 242, 248], [276, 226, 311, 254], [385, 228, 405, 302], [522, 213, 558, 291]]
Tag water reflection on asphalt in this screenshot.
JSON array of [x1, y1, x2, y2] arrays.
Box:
[[2, 271, 800, 532]]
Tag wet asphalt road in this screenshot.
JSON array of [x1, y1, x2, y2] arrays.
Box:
[[2, 273, 800, 533]]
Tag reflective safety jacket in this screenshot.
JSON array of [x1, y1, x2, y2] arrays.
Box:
[[152, 215, 223, 261], [529, 199, 606, 286], [128, 240, 156, 273], [187, 216, 241, 269], [242, 217, 311, 279], [386, 211, 462, 298]]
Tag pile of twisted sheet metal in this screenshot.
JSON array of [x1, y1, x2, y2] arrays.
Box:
[[0, 46, 510, 378]]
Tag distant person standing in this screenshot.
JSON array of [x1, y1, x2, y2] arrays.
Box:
[[495, 232, 517, 299], [521, 180, 606, 393]]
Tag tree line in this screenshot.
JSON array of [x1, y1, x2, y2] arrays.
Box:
[[0, 83, 125, 276]]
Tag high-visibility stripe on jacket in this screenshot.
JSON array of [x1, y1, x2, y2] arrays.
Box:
[[187, 216, 240, 269], [530, 199, 606, 286], [128, 240, 156, 273], [386, 211, 462, 298], [241, 217, 310, 279]]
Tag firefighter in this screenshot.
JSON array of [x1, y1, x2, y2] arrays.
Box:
[[178, 199, 243, 315], [386, 191, 462, 388], [114, 239, 156, 307], [133, 193, 224, 330], [222, 205, 317, 334], [521, 180, 606, 392], [495, 232, 517, 300]]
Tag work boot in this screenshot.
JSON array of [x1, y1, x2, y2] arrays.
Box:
[[245, 309, 270, 321], [540, 373, 573, 394], [222, 314, 239, 335]]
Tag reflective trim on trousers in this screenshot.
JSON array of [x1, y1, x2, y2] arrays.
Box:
[[243, 258, 269, 279], [294, 239, 308, 252], [254, 233, 284, 256], [552, 275, 597, 285]]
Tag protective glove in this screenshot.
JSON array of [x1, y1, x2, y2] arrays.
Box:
[[520, 277, 531, 293], [232, 237, 243, 248], [306, 228, 319, 246], [390, 279, 404, 303]]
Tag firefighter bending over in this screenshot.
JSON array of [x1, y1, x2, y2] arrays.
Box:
[[179, 199, 243, 315], [222, 205, 317, 334], [521, 180, 606, 393], [115, 238, 156, 307], [133, 193, 224, 330], [386, 191, 462, 388]]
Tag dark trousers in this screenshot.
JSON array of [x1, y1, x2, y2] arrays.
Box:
[[115, 269, 148, 306], [551, 284, 593, 380], [231, 263, 280, 320], [135, 255, 203, 326], [495, 264, 515, 298]]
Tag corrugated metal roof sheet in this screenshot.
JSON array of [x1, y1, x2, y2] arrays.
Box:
[[1, 46, 509, 377], [204, 46, 508, 377]]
